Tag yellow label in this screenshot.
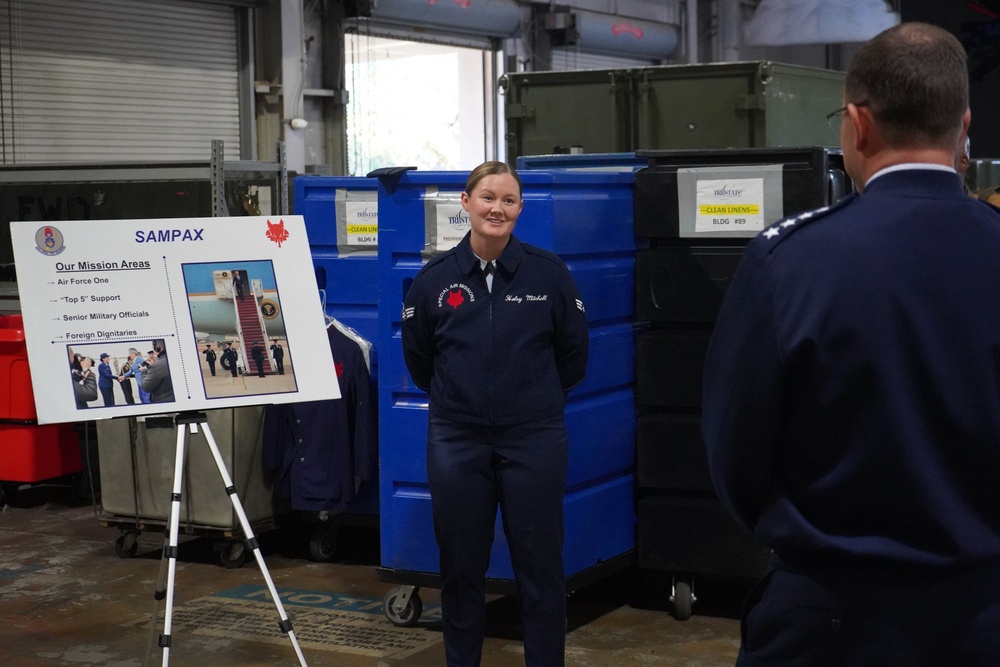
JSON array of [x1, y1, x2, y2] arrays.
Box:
[[347, 224, 378, 234], [699, 204, 760, 215]]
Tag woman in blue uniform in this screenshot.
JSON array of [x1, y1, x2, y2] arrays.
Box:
[[402, 161, 589, 667]]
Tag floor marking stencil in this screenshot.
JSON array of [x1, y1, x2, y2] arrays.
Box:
[[124, 584, 442, 659]]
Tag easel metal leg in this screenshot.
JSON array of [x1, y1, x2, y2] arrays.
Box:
[[149, 412, 307, 666], [158, 420, 189, 666], [200, 421, 308, 666]]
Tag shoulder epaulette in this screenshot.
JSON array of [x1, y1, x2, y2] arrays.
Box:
[[522, 243, 562, 265], [756, 194, 858, 246], [418, 248, 458, 273]]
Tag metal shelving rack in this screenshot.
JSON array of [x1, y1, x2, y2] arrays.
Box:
[[0, 140, 288, 307], [0, 140, 287, 216]]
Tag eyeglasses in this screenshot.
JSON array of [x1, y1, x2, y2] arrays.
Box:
[[826, 101, 869, 131]]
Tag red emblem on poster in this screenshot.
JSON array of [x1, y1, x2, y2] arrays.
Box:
[[266, 219, 290, 247]]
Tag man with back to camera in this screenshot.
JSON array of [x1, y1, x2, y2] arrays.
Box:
[[72, 354, 97, 409], [702, 22, 1000, 665], [142, 347, 174, 404], [250, 341, 266, 378]]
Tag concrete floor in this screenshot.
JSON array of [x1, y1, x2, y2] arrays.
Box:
[[0, 481, 747, 666]]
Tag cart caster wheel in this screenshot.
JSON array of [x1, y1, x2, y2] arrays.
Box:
[[220, 542, 247, 569], [308, 523, 339, 562], [115, 532, 139, 558], [383, 587, 423, 627], [670, 578, 695, 621]]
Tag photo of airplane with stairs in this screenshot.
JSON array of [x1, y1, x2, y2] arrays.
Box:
[[181, 260, 297, 399]]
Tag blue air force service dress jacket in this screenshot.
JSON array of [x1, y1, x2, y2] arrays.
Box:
[[263, 324, 377, 512], [702, 168, 1000, 570], [402, 233, 589, 425]]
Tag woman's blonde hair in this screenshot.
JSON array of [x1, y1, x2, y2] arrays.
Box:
[[465, 161, 522, 197]]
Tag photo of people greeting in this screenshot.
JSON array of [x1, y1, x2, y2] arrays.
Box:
[[68, 339, 171, 410]]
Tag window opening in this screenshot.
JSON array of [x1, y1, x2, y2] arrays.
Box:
[[346, 33, 493, 176]]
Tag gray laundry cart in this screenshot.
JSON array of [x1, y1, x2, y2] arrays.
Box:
[[97, 408, 276, 568]]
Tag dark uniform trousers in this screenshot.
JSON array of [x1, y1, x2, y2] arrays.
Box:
[[738, 555, 1000, 666], [119, 378, 135, 404], [427, 413, 569, 667]]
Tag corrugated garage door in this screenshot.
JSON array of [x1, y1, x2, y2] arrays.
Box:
[[0, 0, 241, 164], [550, 49, 657, 71]]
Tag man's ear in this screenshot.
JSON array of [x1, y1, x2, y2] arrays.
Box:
[[848, 102, 870, 153]]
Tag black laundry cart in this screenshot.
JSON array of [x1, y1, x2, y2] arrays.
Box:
[[633, 146, 852, 618]]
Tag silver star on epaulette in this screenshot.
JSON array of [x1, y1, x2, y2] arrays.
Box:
[[763, 227, 780, 239]]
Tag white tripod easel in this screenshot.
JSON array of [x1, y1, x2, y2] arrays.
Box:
[[145, 411, 307, 666]]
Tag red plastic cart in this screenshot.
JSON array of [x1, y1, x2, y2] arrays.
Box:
[[0, 314, 81, 504]]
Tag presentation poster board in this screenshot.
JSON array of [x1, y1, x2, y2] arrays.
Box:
[[10, 215, 340, 425]]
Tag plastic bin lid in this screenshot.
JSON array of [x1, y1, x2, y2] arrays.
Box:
[[0, 314, 25, 343]]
